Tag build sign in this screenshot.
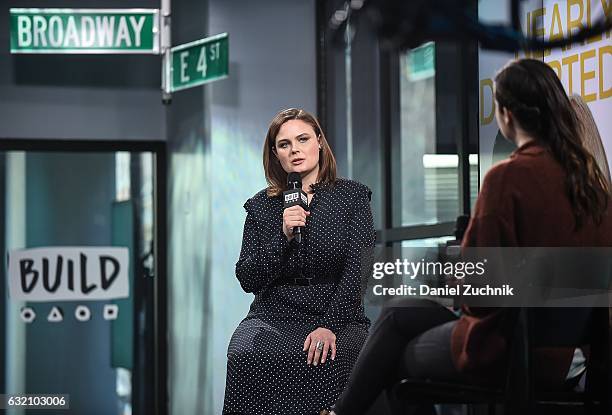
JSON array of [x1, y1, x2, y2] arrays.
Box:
[[8, 247, 130, 301]]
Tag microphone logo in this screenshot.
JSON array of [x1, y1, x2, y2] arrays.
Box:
[[284, 193, 299, 203]]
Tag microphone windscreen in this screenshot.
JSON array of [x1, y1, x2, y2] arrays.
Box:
[[287, 172, 302, 186]]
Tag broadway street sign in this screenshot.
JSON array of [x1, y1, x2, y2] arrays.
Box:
[[10, 8, 160, 54], [168, 33, 228, 92]]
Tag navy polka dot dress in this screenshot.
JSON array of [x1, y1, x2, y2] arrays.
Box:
[[223, 178, 375, 415]]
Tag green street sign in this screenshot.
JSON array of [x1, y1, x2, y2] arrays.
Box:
[[169, 33, 229, 92], [10, 8, 160, 54], [407, 41, 435, 81]]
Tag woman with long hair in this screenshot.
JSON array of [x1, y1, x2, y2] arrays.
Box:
[[327, 58, 612, 415], [223, 109, 375, 414]]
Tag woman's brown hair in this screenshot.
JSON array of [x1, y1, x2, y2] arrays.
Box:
[[263, 108, 337, 196], [494, 58, 609, 229]]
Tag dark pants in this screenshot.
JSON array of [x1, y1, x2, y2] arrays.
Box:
[[333, 299, 462, 415]]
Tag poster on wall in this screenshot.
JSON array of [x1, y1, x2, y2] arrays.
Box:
[[543, 0, 611, 168], [478, 0, 611, 181], [7, 246, 130, 302]]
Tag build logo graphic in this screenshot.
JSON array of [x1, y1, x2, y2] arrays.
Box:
[[7, 247, 129, 323]]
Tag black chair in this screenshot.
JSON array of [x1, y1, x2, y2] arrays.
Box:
[[388, 307, 611, 415]]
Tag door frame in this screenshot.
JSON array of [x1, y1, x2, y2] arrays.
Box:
[[0, 138, 168, 415]]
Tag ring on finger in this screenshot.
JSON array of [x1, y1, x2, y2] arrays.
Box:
[[315, 340, 324, 351]]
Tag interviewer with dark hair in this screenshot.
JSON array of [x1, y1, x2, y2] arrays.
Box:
[[327, 58, 612, 415], [223, 108, 375, 415]]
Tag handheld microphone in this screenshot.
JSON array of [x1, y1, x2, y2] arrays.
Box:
[[283, 172, 309, 243]]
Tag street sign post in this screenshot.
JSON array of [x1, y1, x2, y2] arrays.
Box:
[[168, 33, 228, 92], [10, 8, 160, 54]]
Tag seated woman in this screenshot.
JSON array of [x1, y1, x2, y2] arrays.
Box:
[[328, 58, 612, 414], [223, 108, 375, 415]]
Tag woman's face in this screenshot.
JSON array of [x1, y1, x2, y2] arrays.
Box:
[[273, 119, 321, 178]]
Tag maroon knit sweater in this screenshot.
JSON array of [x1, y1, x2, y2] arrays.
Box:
[[452, 140, 612, 387]]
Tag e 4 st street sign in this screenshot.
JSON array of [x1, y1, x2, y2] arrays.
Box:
[[8, 9, 229, 95], [168, 33, 229, 92], [10, 8, 160, 54]]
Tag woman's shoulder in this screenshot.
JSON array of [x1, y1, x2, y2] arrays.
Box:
[[243, 188, 278, 212], [333, 177, 371, 192], [483, 146, 549, 191], [481, 159, 513, 189], [327, 178, 372, 204]]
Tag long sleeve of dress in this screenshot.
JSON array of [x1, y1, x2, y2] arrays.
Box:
[[461, 162, 518, 248], [319, 187, 375, 333], [235, 200, 297, 294]]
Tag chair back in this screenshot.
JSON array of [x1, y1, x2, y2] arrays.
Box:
[[529, 307, 594, 347]]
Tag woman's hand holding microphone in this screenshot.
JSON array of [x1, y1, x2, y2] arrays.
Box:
[[283, 205, 310, 241]]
